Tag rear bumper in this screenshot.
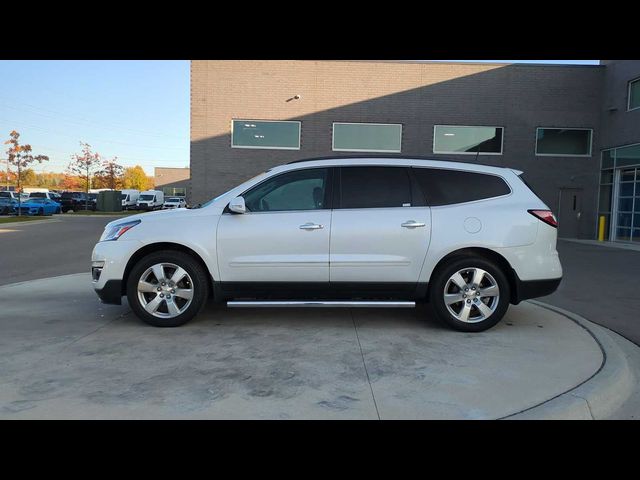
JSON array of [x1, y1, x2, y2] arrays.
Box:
[[512, 275, 562, 304], [95, 279, 123, 305]]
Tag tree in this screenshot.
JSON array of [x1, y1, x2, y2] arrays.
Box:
[[60, 173, 81, 191], [20, 168, 37, 186], [123, 165, 153, 191], [98, 157, 124, 190], [67, 142, 102, 211], [4, 130, 49, 212]]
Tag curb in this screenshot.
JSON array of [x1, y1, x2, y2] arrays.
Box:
[[506, 301, 637, 420]]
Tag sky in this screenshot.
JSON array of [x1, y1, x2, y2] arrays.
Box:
[[0, 60, 190, 176], [0, 60, 599, 176]]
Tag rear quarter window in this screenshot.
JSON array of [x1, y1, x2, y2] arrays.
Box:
[[412, 168, 511, 206]]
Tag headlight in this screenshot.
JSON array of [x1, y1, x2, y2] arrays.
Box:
[[100, 219, 141, 241]]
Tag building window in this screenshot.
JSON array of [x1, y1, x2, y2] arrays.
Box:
[[231, 120, 301, 150], [432, 125, 503, 155], [535, 128, 592, 157], [163, 187, 186, 197], [629, 78, 640, 111], [332, 123, 402, 153]]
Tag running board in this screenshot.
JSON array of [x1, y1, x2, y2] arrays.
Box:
[[227, 300, 415, 308]]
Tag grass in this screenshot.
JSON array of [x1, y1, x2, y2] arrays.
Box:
[[0, 215, 52, 224]]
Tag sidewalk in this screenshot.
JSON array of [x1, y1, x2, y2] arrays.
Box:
[[561, 238, 640, 253], [0, 274, 637, 419]]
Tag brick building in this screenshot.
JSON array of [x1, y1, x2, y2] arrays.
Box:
[[154, 167, 190, 199], [190, 60, 640, 242]]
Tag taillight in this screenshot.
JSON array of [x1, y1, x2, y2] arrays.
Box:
[[528, 209, 558, 228]]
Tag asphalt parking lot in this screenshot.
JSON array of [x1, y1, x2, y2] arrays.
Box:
[[1, 215, 639, 419], [0, 214, 115, 286]]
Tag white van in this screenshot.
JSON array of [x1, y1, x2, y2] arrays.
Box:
[[121, 189, 140, 210], [136, 190, 164, 210]]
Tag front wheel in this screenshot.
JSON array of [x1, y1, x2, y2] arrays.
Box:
[[428, 256, 510, 332], [126, 250, 209, 327]]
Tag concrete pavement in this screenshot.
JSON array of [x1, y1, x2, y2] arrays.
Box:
[[0, 273, 636, 419]]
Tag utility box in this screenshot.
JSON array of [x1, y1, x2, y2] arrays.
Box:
[[97, 190, 122, 212]]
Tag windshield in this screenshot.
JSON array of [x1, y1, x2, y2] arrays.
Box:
[[167, 197, 181, 202], [29, 192, 47, 198], [121, 194, 128, 200], [139, 194, 154, 201], [0, 191, 13, 198]]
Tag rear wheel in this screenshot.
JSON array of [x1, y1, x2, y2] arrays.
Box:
[[127, 250, 209, 327], [38, 208, 44, 216], [428, 256, 510, 332]]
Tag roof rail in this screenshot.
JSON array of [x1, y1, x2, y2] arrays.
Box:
[[286, 154, 509, 169]]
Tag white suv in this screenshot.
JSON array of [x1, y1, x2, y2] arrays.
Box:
[[91, 157, 562, 332]]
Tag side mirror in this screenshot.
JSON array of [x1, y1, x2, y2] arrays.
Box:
[[228, 196, 246, 214]]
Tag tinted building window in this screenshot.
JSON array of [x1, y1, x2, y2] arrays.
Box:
[[332, 123, 402, 153], [231, 120, 301, 150], [629, 78, 640, 111], [433, 126, 503, 154], [340, 167, 411, 209], [412, 168, 511, 206], [535, 128, 592, 156]]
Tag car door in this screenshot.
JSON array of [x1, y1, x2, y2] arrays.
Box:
[[329, 166, 431, 291], [217, 167, 333, 286]]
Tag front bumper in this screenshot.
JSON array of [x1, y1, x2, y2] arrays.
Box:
[[91, 239, 143, 305], [95, 280, 123, 305]]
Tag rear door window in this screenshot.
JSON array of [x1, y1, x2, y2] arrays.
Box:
[[339, 166, 412, 209], [412, 168, 511, 206]]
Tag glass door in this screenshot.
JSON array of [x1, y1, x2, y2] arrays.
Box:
[[614, 167, 640, 242]]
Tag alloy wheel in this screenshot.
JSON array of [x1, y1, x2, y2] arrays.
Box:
[[137, 262, 194, 318], [443, 267, 500, 323]]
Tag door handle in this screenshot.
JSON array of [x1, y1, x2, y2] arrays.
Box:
[[300, 222, 324, 230], [401, 220, 426, 228]]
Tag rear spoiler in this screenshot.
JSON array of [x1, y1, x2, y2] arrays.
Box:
[[510, 168, 524, 176]]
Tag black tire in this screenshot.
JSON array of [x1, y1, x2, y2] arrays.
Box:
[[126, 250, 209, 327], [55, 207, 61, 214], [428, 255, 510, 332], [38, 208, 44, 216]]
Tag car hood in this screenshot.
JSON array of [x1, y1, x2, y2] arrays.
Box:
[[104, 207, 197, 229]]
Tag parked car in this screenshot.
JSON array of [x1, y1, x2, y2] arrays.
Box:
[[121, 189, 140, 210], [91, 157, 562, 331], [0, 191, 18, 200], [136, 190, 164, 210], [16, 198, 61, 216], [0, 198, 18, 214], [88, 193, 98, 210], [60, 192, 95, 212], [162, 196, 187, 209], [29, 191, 58, 201]]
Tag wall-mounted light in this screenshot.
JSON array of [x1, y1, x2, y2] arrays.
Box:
[[286, 94, 302, 102]]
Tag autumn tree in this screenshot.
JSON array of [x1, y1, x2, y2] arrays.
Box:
[[97, 157, 124, 190], [67, 142, 102, 211], [61, 173, 81, 191], [4, 130, 49, 211], [123, 165, 153, 191], [20, 168, 37, 186]]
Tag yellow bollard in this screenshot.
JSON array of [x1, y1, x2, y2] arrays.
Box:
[[598, 215, 606, 241]]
